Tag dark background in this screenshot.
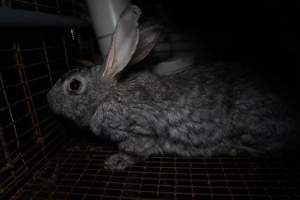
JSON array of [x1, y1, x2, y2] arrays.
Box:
[[136, 0, 299, 89]]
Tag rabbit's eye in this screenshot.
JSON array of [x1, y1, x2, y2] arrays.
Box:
[[64, 76, 86, 95], [69, 79, 81, 91]]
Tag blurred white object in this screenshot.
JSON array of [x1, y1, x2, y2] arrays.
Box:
[[86, 0, 130, 57], [153, 55, 195, 75]]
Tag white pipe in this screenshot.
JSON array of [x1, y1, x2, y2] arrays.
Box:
[[85, 0, 130, 58]]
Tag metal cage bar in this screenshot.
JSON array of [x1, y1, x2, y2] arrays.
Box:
[[0, 7, 90, 27], [1, 0, 88, 17]]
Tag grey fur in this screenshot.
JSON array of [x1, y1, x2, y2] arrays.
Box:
[[47, 5, 296, 170], [47, 63, 294, 169]]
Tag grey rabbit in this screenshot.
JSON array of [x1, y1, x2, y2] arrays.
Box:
[[47, 5, 295, 170]]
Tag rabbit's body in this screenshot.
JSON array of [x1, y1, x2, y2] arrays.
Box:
[[90, 65, 290, 160], [47, 5, 294, 169]]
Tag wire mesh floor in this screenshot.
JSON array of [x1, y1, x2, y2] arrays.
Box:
[[11, 142, 300, 200]]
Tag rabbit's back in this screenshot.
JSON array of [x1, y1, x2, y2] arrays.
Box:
[[90, 63, 293, 158], [117, 64, 293, 156]]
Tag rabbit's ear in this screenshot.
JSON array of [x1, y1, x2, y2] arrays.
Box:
[[102, 5, 141, 78], [129, 22, 163, 65], [153, 55, 195, 76], [78, 59, 95, 66]]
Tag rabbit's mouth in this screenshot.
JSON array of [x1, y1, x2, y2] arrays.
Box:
[[47, 91, 54, 110], [47, 90, 61, 114]]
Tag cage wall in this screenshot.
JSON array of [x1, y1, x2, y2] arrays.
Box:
[[0, 1, 95, 195]]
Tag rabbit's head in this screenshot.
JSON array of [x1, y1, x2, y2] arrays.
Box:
[[47, 65, 102, 126], [47, 5, 162, 126]]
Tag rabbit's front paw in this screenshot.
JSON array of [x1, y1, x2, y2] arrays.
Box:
[[104, 153, 136, 170]]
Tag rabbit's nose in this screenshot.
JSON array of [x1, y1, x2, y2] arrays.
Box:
[[46, 89, 53, 102], [47, 89, 56, 111]]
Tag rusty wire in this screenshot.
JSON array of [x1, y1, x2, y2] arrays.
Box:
[[0, 28, 94, 199], [8, 144, 300, 200]]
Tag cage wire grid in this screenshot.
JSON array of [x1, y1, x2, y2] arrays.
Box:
[[0, 28, 95, 199], [10, 144, 300, 200]]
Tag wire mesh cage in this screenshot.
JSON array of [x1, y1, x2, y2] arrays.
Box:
[[1, 0, 300, 200], [0, 28, 96, 199], [9, 143, 300, 200]]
